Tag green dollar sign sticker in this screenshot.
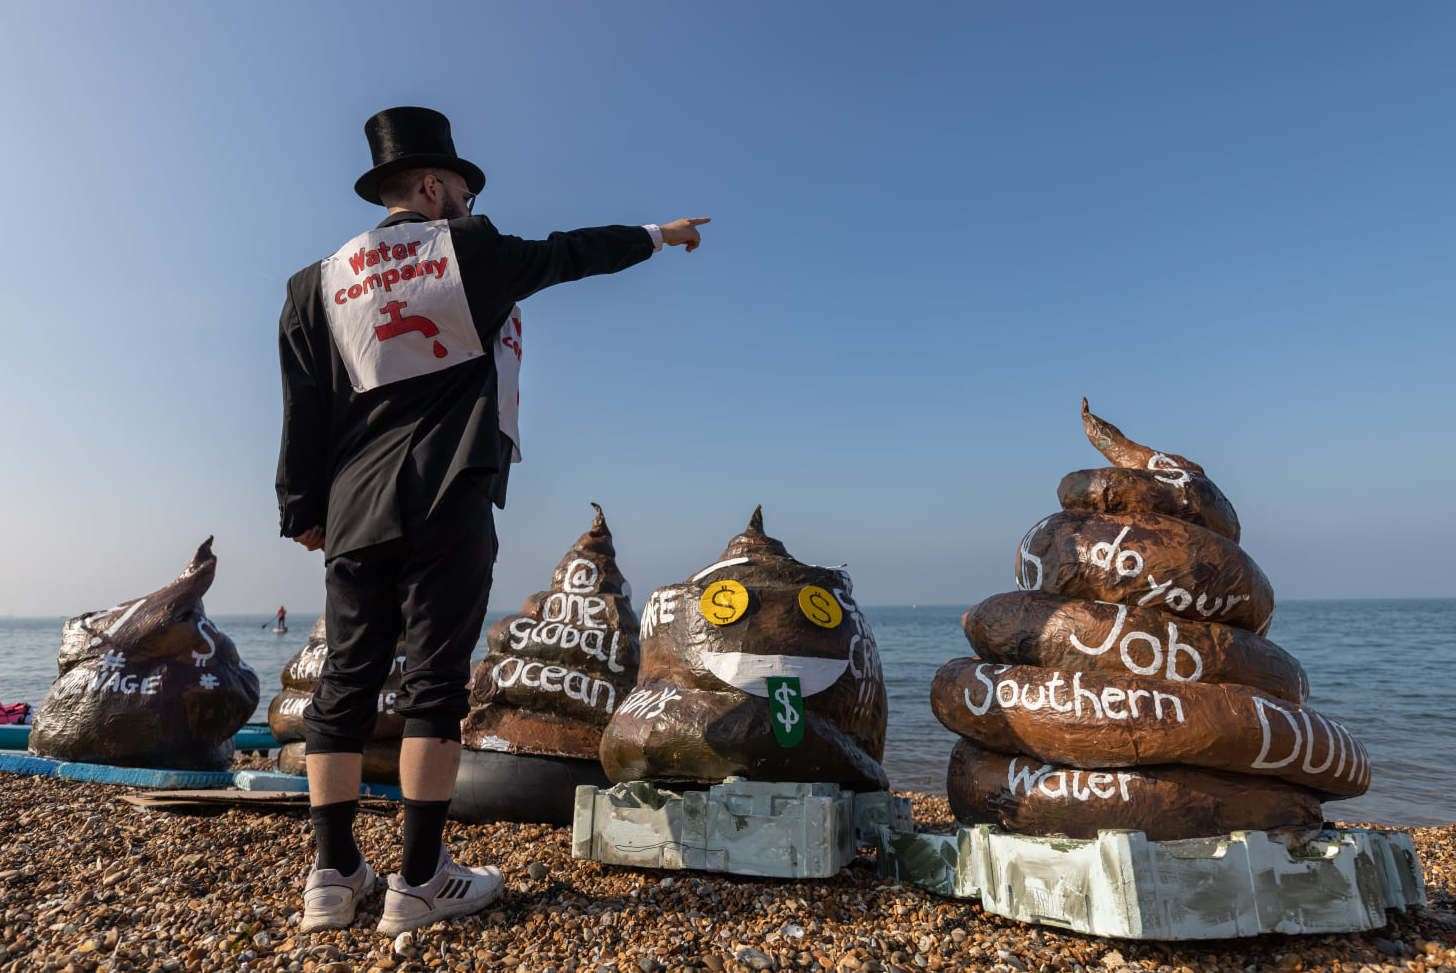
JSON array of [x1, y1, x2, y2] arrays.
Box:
[[766, 675, 805, 748]]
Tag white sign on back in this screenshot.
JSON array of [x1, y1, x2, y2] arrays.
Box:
[[495, 304, 524, 461], [320, 220, 484, 392]]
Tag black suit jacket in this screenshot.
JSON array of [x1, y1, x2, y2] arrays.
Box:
[[276, 211, 653, 558]]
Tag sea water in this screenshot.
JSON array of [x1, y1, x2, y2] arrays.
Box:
[[1, 599, 1451, 826]]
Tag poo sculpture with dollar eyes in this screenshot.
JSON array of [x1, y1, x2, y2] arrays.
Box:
[[932, 402, 1370, 839], [598, 506, 889, 791], [267, 616, 406, 783], [30, 538, 260, 770], [452, 504, 638, 824]]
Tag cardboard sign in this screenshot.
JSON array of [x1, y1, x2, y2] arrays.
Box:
[[495, 305, 524, 461], [320, 220, 484, 392]]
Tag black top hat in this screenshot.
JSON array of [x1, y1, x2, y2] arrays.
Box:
[[354, 106, 486, 206]]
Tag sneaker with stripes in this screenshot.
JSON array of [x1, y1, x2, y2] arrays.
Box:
[[376, 848, 503, 936]]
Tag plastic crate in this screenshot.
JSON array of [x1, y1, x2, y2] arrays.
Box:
[[573, 778, 861, 879], [878, 824, 1426, 940]]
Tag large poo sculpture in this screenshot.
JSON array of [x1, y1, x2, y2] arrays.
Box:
[[455, 503, 639, 823], [30, 538, 259, 770], [599, 506, 888, 790], [930, 402, 1369, 840], [268, 617, 405, 782]]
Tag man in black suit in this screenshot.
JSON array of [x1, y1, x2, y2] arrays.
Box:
[[275, 106, 707, 935]]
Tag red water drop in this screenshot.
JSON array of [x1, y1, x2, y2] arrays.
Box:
[[432, 340, 447, 358]]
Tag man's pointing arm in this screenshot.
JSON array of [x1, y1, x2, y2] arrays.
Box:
[[469, 216, 711, 303]]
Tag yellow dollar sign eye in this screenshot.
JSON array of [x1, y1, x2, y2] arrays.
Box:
[[797, 585, 843, 629], [699, 579, 749, 626]]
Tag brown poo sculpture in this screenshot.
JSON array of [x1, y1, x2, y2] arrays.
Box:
[[964, 591, 1308, 704], [30, 539, 259, 770], [947, 741, 1323, 841], [266, 617, 405, 783], [599, 507, 888, 790], [462, 503, 640, 758], [933, 402, 1371, 839]]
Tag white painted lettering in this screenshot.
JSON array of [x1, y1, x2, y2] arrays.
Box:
[[1127, 687, 1151, 718], [1119, 629, 1162, 676], [1069, 601, 1122, 656], [1071, 673, 1104, 719], [1148, 452, 1190, 487], [1251, 696, 1303, 770], [1006, 757, 1051, 796], [1151, 690, 1185, 723], [1046, 672, 1071, 713], [1016, 517, 1049, 591], [1088, 526, 1144, 580], [1164, 624, 1203, 681], [1101, 686, 1128, 720], [964, 664, 998, 716]]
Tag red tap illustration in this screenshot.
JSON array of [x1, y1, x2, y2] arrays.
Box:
[[375, 300, 447, 358]]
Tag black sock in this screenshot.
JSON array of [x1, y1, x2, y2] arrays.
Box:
[[309, 799, 362, 875], [401, 798, 452, 886]]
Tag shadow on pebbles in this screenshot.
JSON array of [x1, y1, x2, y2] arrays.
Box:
[[1, 774, 1453, 973]]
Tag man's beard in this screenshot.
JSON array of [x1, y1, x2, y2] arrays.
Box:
[[442, 197, 469, 219]]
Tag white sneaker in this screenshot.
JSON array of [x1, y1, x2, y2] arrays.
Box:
[[376, 848, 503, 936], [300, 860, 377, 932]]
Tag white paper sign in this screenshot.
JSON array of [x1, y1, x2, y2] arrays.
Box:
[[495, 304, 524, 461], [320, 220, 484, 392]]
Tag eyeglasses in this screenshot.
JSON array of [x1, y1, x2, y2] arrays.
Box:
[[428, 172, 477, 214]]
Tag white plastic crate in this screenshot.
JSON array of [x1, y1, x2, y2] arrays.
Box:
[[850, 790, 913, 845], [573, 778, 895, 879], [879, 824, 1426, 940]]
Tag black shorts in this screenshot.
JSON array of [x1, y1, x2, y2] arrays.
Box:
[[305, 482, 496, 753]]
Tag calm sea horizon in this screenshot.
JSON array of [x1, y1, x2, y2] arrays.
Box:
[[2, 598, 1451, 827]]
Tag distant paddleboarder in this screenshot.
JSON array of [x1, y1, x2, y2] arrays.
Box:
[[274, 105, 708, 935], [274, 605, 288, 634]]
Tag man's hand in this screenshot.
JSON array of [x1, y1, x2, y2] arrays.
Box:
[[292, 527, 325, 552], [660, 217, 711, 252]]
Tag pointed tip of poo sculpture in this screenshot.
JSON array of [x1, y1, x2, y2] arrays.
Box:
[[599, 506, 889, 791], [1069, 398, 1240, 541], [30, 538, 260, 770], [935, 402, 1367, 839]]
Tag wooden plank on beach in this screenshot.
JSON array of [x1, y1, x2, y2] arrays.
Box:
[[118, 789, 396, 814]]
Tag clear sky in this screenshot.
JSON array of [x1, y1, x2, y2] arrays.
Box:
[[1, 2, 1452, 617]]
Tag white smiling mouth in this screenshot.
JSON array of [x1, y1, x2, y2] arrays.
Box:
[[701, 652, 849, 697]]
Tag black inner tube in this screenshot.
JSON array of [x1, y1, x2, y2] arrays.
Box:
[[451, 749, 610, 826]]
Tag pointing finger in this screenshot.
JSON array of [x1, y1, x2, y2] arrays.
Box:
[[686, 217, 711, 226]]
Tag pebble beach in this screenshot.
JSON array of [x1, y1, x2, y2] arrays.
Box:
[[2, 768, 1453, 973]]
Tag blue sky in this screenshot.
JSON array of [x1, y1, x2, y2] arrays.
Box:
[[0, 2, 1451, 615]]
